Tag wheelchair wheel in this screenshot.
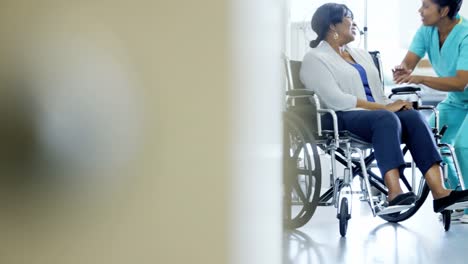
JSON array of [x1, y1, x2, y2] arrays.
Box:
[[442, 210, 451, 231], [339, 197, 349, 237], [379, 182, 430, 223], [283, 111, 321, 229]]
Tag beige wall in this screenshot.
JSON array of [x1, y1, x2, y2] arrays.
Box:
[[0, 1, 231, 263]]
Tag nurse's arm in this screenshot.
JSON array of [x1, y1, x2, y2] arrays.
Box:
[[397, 51, 421, 71], [418, 70, 468, 92], [393, 52, 421, 81]]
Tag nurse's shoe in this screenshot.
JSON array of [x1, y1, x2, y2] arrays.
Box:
[[460, 214, 468, 224], [451, 209, 465, 220]]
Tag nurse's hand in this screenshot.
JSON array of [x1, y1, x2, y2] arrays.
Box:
[[392, 65, 412, 82], [394, 74, 425, 85], [384, 100, 413, 112]]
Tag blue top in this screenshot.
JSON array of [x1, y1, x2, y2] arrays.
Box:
[[349, 62, 375, 102], [409, 15, 468, 104]]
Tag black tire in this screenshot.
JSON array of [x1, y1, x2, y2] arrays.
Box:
[[378, 145, 431, 222], [283, 111, 321, 229], [442, 210, 451, 231], [379, 182, 430, 223], [339, 197, 349, 237]]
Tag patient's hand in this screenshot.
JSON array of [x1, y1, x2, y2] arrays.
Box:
[[392, 65, 412, 83], [384, 100, 413, 112]]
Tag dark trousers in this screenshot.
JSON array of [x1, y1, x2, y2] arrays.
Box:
[[322, 109, 442, 178]]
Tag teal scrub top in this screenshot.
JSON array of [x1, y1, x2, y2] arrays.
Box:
[[409, 15, 468, 104]]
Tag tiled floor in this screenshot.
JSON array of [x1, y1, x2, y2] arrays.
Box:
[[284, 192, 468, 264]]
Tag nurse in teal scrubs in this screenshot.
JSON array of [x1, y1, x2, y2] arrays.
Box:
[[394, 0, 468, 222]]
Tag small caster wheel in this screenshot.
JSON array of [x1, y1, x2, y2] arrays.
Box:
[[442, 210, 451, 231], [339, 197, 350, 237]]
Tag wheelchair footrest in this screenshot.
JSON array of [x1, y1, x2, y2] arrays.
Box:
[[375, 204, 414, 215], [446, 201, 468, 211]]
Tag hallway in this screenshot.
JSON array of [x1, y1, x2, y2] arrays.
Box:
[[284, 193, 468, 264]]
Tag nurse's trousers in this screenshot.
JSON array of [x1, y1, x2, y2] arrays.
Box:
[[429, 100, 468, 213]]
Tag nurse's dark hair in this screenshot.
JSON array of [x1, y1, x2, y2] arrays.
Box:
[[432, 0, 463, 19], [309, 3, 354, 48]]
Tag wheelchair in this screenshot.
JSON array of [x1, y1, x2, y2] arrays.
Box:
[[282, 51, 467, 236]]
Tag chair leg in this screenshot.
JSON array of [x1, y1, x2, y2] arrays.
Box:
[[360, 177, 369, 201], [336, 142, 354, 222], [330, 148, 339, 208], [439, 143, 466, 190], [411, 160, 417, 190], [354, 148, 376, 216]]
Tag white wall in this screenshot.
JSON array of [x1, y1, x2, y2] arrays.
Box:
[[229, 0, 284, 264], [289, 0, 468, 80]]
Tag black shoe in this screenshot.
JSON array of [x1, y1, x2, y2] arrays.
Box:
[[433, 190, 468, 213], [388, 192, 417, 206]]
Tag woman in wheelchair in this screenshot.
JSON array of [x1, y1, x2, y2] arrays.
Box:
[[300, 3, 468, 213]]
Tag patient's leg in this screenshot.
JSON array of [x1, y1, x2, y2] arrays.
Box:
[[384, 168, 404, 201], [332, 110, 410, 201], [424, 164, 451, 199]]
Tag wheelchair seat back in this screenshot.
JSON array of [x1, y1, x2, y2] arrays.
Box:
[[285, 59, 305, 90], [284, 57, 319, 134], [368, 51, 383, 84]]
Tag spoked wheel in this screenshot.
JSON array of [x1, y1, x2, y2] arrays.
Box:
[[338, 197, 349, 237], [283, 111, 321, 229], [442, 210, 451, 231]]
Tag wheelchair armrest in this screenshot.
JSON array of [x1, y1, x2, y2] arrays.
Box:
[[417, 105, 435, 111], [317, 108, 339, 144], [286, 89, 315, 98], [391, 86, 421, 94], [288, 92, 340, 143], [389, 86, 422, 107], [417, 105, 441, 131]]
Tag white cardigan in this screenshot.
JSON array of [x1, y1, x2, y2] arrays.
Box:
[[300, 41, 392, 111]]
